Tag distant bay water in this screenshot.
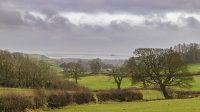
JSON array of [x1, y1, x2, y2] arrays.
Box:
[[44, 52, 132, 60]]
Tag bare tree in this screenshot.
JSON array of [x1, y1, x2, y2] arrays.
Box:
[[64, 62, 83, 84], [89, 58, 102, 73], [110, 66, 127, 90]]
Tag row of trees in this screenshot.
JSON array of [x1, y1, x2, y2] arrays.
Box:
[[173, 43, 200, 64], [0, 50, 55, 88], [61, 58, 114, 83], [61, 58, 114, 73]]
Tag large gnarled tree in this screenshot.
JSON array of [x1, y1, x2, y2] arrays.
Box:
[[134, 48, 193, 99]]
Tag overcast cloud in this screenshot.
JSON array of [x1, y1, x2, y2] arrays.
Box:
[[0, 0, 200, 58]]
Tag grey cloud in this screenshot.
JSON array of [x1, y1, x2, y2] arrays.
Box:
[[0, 0, 200, 56], [0, 8, 23, 27], [184, 17, 200, 28], [1, 19, 199, 54], [1, 0, 200, 13]]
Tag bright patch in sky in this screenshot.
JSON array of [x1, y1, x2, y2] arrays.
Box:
[[58, 12, 200, 27], [59, 12, 146, 27], [29, 11, 47, 21]]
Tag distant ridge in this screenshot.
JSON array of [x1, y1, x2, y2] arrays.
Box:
[[54, 58, 125, 66]]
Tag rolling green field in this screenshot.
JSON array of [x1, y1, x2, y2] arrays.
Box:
[[50, 63, 200, 112], [174, 76, 200, 91], [74, 64, 200, 91], [187, 63, 200, 73], [77, 76, 133, 90], [51, 97, 200, 112], [76, 75, 200, 91], [1, 63, 200, 112]]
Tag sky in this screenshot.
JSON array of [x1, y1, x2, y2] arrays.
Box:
[[0, 0, 200, 59]]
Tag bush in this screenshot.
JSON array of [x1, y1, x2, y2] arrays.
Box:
[[96, 92, 112, 102], [96, 89, 143, 102], [45, 79, 89, 91], [32, 89, 47, 109], [0, 91, 47, 112], [169, 90, 200, 99], [72, 91, 95, 104], [47, 91, 72, 108], [0, 94, 32, 112], [111, 90, 142, 102]]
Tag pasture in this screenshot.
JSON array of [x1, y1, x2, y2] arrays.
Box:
[[187, 63, 200, 73], [76, 75, 200, 91], [77, 75, 133, 90], [51, 97, 200, 112], [0, 63, 200, 112]]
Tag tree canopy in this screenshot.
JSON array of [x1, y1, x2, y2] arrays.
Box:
[[133, 48, 193, 99]]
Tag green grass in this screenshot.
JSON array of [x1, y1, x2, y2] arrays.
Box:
[[77, 76, 133, 90], [187, 63, 200, 73], [74, 63, 200, 91], [174, 76, 200, 91], [190, 76, 200, 91], [2, 63, 200, 111], [141, 90, 164, 100], [76, 74, 200, 92], [50, 97, 200, 112], [75, 76, 164, 100]]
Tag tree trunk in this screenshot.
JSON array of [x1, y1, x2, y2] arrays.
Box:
[[117, 83, 121, 90], [75, 74, 78, 84], [160, 84, 170, 99], [75, 78, 78, 84], [142, 80, 147, 88]]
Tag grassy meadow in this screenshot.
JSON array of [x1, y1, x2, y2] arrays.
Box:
[[76, 75, 200, 91], [51, 98, 200, 112], [74, 64, 200, 90], [77, 76, 133, 90], [49, 63, 200, 112], [187, 63, 200, 73], [0, 63, 200, 111]]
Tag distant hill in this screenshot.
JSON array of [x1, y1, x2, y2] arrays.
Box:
[[102, 59, 125, 66], [13, 52, 50, 61], [27, 54, 50, 60], [54, 58, 125, 66], [13, 52, 126, 66]]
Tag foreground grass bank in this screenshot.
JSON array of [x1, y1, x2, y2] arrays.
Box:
[[50, 97, 200, 112]]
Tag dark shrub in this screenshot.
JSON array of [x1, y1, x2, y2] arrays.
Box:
[[111, 90, 142, 102], [72, 91, 95, 104], [45, 79, 89, 91], [32, 89, 47, 109], [169, 90, 200, 99], [0, 94, 32, 112], [47, 90, 72, 108], [96, 89, 143, 102], [96, 92, 112, 102]]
